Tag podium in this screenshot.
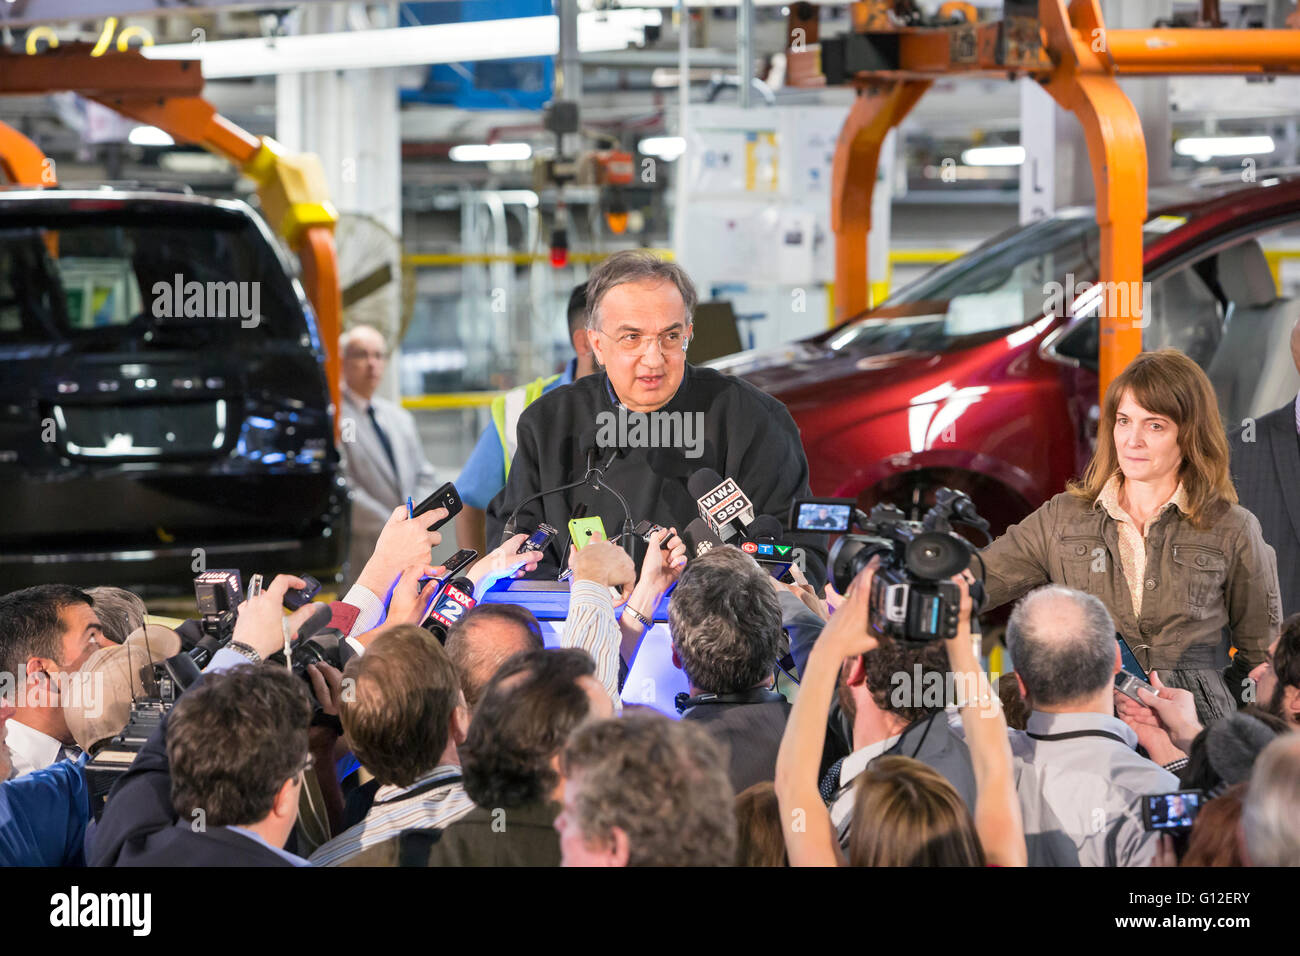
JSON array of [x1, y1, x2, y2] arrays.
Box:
[[478, 579, 687, 717]]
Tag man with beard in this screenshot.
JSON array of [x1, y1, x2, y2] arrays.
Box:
[[1248, 613, 1300, 726]]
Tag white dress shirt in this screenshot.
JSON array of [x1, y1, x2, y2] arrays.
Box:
[[4, 719, 65, 779]]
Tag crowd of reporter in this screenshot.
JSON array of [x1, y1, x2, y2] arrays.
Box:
[[3, 494, 1299, 868]]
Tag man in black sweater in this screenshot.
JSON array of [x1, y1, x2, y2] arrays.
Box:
[[486, 250, 827, 588]]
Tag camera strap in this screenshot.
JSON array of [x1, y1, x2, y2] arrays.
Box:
[[1026, 729, 1132, 748], [674, 686, 785, 714]]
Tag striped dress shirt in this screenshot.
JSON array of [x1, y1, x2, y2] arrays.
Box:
[[560, 580, 625, 713], [308, 765, 473, 867]]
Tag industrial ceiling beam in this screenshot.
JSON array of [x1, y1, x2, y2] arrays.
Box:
[[797, 0, 1300, 398]]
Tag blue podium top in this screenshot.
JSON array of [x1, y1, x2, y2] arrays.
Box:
[[478, 579, 673, 621]]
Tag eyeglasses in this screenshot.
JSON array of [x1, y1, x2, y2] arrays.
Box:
[[594, 327, 690, 356]]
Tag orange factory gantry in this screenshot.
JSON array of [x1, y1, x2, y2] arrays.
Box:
[[0, 44, 343, 423], [788, 0, 1300, 395]]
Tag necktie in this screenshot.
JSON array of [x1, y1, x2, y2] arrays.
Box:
[[367, 405, 400, 482], [819, 756, 845, 803]]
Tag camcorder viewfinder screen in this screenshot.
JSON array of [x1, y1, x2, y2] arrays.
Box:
[[795, 501, 852, 532], [1144, 791, 1202, 831]]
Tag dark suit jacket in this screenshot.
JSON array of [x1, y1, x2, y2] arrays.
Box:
[[89, 691, 296, 868], [681, 696, 791, 795], [1230, 398, 1300, 618]]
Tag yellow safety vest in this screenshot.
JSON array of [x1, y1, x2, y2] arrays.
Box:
[[491, 373, 562, 478]]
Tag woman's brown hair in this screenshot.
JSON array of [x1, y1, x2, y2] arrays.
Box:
[[848, 756, 985, 866], [1180, 783, 1247, 867], [734, 781, 788, 866], [1068, 348, 1236, 528]]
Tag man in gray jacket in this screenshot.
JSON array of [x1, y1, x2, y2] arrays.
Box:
[[1006, 586, 1179, 866], [339, 325, 437, 587]]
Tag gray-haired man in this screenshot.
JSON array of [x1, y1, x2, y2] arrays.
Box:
[[485, 250, 827, 588], [1005, 585, 1179, 866]]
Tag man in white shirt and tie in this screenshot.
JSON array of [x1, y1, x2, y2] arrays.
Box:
[[339, 325, 438, 588], [0, 585, 107, 778]]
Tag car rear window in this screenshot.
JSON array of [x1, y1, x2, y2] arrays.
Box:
[[0, 205, 307, 345]]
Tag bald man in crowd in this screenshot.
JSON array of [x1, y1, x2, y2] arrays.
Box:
[[340, 325, 438, 587]]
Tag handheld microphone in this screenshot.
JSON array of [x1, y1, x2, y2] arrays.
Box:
[[422, 577, 478, 641], [681, 517, 723, 559], [687, 468, 756, 542], [292, 603, 334, 644]]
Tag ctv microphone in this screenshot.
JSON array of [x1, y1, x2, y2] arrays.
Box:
[[422, 577, 478, 641], [687, 468, 756, 542], [736, 514, 797, 578]]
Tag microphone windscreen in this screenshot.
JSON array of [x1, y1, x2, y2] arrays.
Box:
[[295, 603, 334, 642], [682, 517, 723, 558], [686, 468, 725, 500], [748, 514, 783, 539]]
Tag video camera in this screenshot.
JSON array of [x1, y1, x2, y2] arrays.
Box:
[[820, 488, 991, 643], [84, 569, 336, 818]]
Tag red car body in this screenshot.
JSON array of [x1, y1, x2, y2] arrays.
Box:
[[717, 177, 1300, 536]]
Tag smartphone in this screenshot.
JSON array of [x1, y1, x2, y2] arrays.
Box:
[[1114, 670, 1156, 703], [283, 574, 322, 610], [569, 516, 607, 551], [1118, 634, 1149, 682], [1142, 790, 1204, 832], [439, 548, 478, 579], [411, 482, 463, 530], [518, 523, 557, 555], [790, 497, 856, 533]]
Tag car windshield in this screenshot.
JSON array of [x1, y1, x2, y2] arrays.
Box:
[[824, 213, 1103, 354], [0, 205, 306, 346]]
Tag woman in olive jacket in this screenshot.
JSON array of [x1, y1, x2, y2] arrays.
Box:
[[980, 349, 1281, 724]]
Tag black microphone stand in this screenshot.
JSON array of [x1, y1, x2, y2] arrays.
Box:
[[587, 467, 636, 562]]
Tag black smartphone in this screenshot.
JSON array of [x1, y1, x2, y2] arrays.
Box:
[[518, 523, 557, 555], [440, 548, 478, 579], [1142, 790, 1204, 832], [283, 574, 322, 610], [411, 482, 463, 530]]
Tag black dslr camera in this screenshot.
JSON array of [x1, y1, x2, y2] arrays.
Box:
[[827, 488, 990, 643]]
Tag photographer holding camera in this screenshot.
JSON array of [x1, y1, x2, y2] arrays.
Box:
[[775, 564, 1025, 867], [90, 575, 337, 867]]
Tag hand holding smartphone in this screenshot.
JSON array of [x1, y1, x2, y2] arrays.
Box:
[[411, 482, 463, 530]]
